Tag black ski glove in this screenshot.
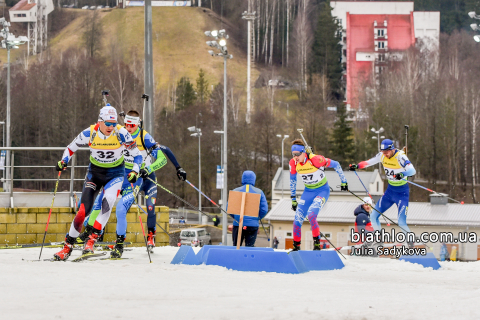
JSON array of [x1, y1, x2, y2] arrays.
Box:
[[349, 164, 358, 171], [176, 167, 187, 181]]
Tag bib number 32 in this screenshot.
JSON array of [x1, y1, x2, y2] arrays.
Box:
[[97, 151, 114, 159]]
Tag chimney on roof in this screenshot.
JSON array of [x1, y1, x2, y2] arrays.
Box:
[[430, 193, 448, 205]]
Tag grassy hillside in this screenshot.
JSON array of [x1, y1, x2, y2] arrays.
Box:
[[3, 7, 258, 91]]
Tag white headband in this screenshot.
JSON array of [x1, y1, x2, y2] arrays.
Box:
[[124, 114, 140, 126]]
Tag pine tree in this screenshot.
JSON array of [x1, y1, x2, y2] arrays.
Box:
[[196, 69, 210, 105], [176, 77, 196, 110], [310, 1, 342, 94], [329, 105, 355, 167]]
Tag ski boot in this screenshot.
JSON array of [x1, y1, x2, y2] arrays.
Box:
[[54, 235, 75, 261], [292, 241, 301, 252], [313, 236, 322, 250], [110, 234, 126, 258], [82, 228, 101, 254], [76, 225, 93, 246], [147, 228, 156, 252]]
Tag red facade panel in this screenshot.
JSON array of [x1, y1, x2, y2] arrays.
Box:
[[347, 13, 415, 109]]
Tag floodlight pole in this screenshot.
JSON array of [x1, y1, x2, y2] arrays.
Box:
[[222, 54, 228, 246], [6, 46, 10, 192], [144, 0, 154, 134]]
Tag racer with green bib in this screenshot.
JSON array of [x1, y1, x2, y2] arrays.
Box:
[[53, 105, 142, 261], [349, 139, 416, 247], [80, 110, 185, 258]]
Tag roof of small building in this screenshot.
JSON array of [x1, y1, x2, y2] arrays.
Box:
[[10, 0, 36, 11], [265, 198, 480, 227], [273, 168, 382, 193]]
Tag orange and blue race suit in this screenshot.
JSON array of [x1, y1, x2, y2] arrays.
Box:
[[289, 154, 347, 242]]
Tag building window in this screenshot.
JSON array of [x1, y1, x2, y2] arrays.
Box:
[[377, 29, 384, 37], [377, 182, 379, 192], [286, 232, 292, 237], [343, 49, 346, 57], [377, 53, 385, 62], [378, 41, 385, 49], [14, 14, 27, 17]]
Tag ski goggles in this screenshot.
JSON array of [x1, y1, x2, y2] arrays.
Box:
[[103, 121, 117, 127], [125, 123, 137, 128], [292, 151, 303, 157]]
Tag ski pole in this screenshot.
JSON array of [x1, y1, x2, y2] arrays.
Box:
[[348, 190, 409, 234], [296, 128, 313, 154], [131, 184, 152, 263], [134, 195, 171, 238], [39, 171, 62, 260], [259, 219, 270, 241], [320, 232, 346, 260], [353, 171, 390, 226], [185, 179, 228, 215], [404, 125, 409, 155], [402, 179, 464, 204], [348, 190, 431, 249], [147, 177, 240, 224]]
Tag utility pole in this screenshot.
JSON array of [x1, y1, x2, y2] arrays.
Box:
[[205, 29, 232, 245], [144, 0, 154, 134], [242, 8, 255, 124]]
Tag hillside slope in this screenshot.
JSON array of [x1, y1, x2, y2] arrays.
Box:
[[4, 7, 258, 91]]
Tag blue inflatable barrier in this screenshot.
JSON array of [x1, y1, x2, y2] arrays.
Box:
[[196, 245, 273, 264], [288, 252, 308, 274], [170, 246, 199, 265], [400, 252, 441, 270], [289, 251, 344, 271], [204, 248, 301, 274]]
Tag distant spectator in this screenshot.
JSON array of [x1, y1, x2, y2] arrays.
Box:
[[179, 217, 186, 224], [354, 197, 375, 237], [213, 215, 220, 227], [228, 171, 268, 247], [273, 237, 279, 249], [440, 242, 449, 261]]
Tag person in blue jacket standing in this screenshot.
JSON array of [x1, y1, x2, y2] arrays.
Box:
[[228, 171, 268, 247]]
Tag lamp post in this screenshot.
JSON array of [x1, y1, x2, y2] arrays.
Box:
[[0, 18, 28, 193], [371, 127, 385, 170], [276, 134, 289, 201], [278, 101, 289, 117], [205, 29, 233, 246], [0, 121, 4, 191], [468, 12, 480, 42], [214, 130, 224, 207], [188, 125, 202, 224]]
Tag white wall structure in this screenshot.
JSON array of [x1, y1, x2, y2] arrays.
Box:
[[413, 11, 440, 46], [331, 1, 414, 30]]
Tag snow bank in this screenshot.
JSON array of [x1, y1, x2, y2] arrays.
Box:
[[0, 247, 479, 320]]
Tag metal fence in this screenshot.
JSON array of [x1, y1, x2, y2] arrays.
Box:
[[0, 147, 89, 208]]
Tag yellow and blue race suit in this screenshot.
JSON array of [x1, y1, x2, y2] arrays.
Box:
[[357, 149, 416, 233]]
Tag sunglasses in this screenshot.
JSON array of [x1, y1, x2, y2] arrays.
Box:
[[125, 124, 137, 128], [104, 121, 117, 127], [292, 152, 303, 157]]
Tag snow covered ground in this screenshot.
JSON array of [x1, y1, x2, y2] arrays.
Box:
[[1, 246, 479, 320]]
